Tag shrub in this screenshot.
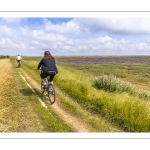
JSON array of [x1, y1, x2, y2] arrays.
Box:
[[93, 74, 150, 100], [0, 55, 9, 59]]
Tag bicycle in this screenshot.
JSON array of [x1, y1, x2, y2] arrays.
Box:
[[41, 71, 56, 104], [17, 60, 21, 67]]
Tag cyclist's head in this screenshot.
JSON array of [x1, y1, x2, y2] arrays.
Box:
[[44, 51, 51, 56]]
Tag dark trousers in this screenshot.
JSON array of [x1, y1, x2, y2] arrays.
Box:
[[40, 72, 55, 82]]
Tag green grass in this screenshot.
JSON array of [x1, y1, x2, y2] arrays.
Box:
[[54, 63, 150, 132], [17, 56, 150, 132], [0, 55, 9, 59], [60, 62, 128, 78], [56, 87, 121, 132], [55, 70, 150, 131], [93, 74, 150, 100], [57, 58, 150, 88], [9, 57, 74, 132], [20, 57, 120, 132]]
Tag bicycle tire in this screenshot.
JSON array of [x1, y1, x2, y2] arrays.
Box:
[[48, 84, 56, 104], [18, 61, 21, 67]]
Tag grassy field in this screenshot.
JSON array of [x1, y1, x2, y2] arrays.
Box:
[[1, 56, 150, 132], [54, 56, 150, 132]]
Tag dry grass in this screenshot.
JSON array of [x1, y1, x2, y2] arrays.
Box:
[[0, 59, 14, 132], [0, 59, 13, 101]]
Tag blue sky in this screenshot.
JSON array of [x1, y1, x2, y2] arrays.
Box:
[[1, 17, 150, 56]]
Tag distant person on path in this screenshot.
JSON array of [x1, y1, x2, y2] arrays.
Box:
[[37, 51, 58, 85], [16, 54, 22, 67]]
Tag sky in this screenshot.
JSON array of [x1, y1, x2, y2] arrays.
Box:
[[1, 17, 150, 56]]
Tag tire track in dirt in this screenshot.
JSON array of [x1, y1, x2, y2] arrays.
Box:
[[19, 72, 48, 109], [19, 70, 92, 132]]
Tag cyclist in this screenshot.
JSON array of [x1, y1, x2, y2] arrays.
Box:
[[16, 54, 22, 67], [37, 51, 58, 85]]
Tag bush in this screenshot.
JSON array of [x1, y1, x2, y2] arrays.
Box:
[[0, 55, 9, 59], [93, 74, 150, 100]]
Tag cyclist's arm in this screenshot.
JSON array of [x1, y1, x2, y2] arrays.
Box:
[[37, 59, 43, 70]]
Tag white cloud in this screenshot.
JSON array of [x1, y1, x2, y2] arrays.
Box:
[[1, 17, 150, 56], [44, 19, 82, 35], [0, 38, 25, 50], [41, 18, 150, 36], [2, 18, 23, 24], [0, 25, 15, 36], [71, 18, 150, 35]]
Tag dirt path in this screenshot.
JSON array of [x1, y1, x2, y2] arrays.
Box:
[[19, 69, 92, 132]]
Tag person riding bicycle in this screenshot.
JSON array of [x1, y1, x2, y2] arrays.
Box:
[[16, 54, 22, 66], [37, 51, 58, 86]]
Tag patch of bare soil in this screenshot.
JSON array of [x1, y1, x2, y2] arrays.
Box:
[[20, 69, 91, 132]]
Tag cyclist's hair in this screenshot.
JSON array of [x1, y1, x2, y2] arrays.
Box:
[[43, 51, 54, 60], [44, 53, 55, 60], [44, 55, 55, 59]]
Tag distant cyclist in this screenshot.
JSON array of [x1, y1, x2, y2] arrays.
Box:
[[16, 54, 22, 67], [37, 51, 58, 85]]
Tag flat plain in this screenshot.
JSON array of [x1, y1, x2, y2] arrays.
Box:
[[1, 55, 150, 132]]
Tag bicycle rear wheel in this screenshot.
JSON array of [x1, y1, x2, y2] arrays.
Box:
[[48, 84, 56, 104]]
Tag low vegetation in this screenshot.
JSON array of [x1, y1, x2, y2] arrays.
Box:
[[0, 55, 9, 59], [93, 74, 150, 100], [18, 56, 150, 132], [1, 56, 150, 132], [54, 65, 150, 132], [21, 58, 121, 132]]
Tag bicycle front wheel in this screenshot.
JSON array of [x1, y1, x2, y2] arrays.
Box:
[[48, 84, 56, 104]]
